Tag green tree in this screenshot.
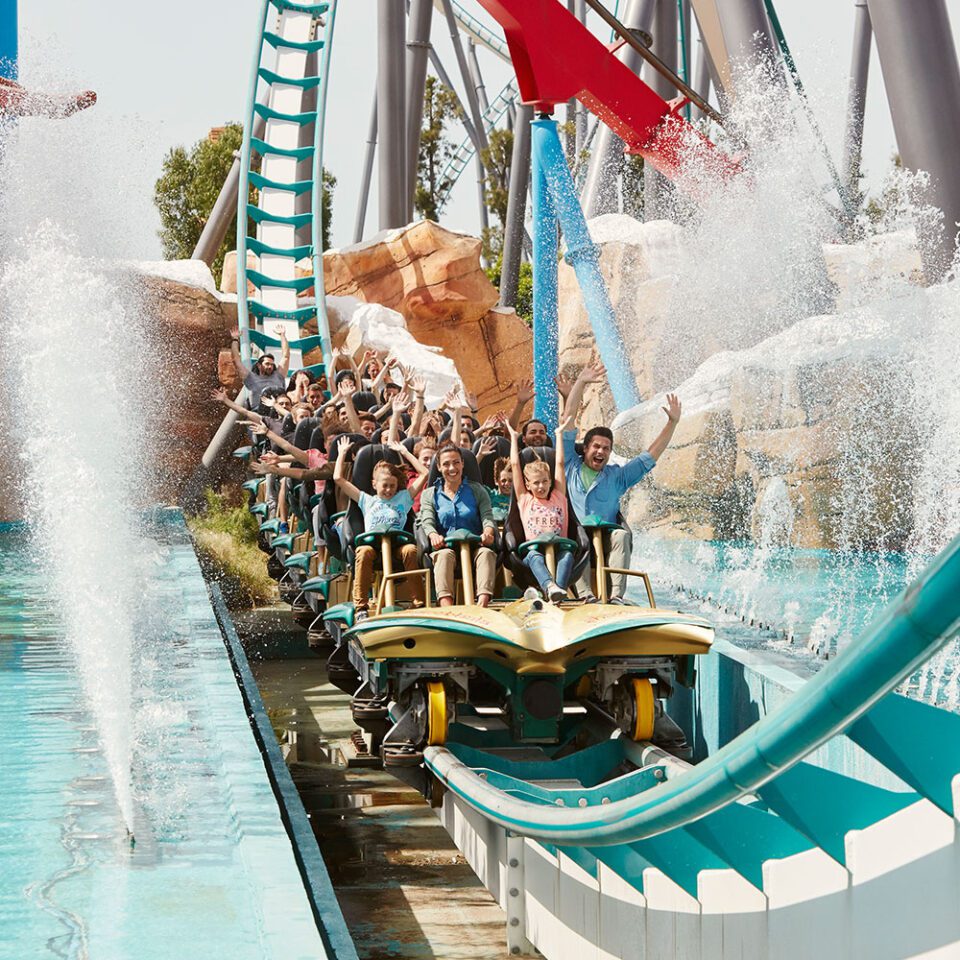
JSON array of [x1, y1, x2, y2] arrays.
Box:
[[480, 127, 513, 261], [415, 75, 463, 222], [485, 256, 533, 326], [154, 123, 336, 284]]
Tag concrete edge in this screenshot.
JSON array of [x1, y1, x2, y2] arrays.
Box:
[[208, 583, 359, 960]]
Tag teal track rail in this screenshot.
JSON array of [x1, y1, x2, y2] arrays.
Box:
[[426, 534, 960, 849], [237, 0, 337, 373]]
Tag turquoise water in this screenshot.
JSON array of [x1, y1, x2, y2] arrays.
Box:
[[0, 515, 327, 960], [626, 534, 960, 708]]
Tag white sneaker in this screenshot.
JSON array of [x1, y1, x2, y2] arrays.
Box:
[[546, 582, 566, 604]]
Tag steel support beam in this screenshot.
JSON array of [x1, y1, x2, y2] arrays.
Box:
[[581, 0, 654, 219], [500, 103, 533, 308], [405, 0, 434, 221], [353, 93, 378, 242], [466, 39, 489, 113], [867, 0, 960, 280], [644, 0, 677, 219], [714, 0, 778, 76], [842, 1, 872, 214], [378, 0, 407, 229], [692, 33, 712, 122]]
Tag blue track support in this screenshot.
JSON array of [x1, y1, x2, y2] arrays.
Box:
[[530, 118, 560, 432], [0, 0, 16, 80], [530, 118, 641, 413]]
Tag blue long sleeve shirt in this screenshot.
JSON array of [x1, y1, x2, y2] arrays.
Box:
[[562, 431, 656, 523]]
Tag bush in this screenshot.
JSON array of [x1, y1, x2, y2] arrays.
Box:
[[187, 488, 277, 607], [485, 257, 533, 326]]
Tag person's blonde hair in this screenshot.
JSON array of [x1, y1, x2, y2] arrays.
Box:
[[522, 459, 551, 485]]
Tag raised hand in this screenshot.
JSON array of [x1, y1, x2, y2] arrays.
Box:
[[210, 387, 228, 403], [248, 421, 268, 436], [463, 389, 479, 411], [250, 460, 270, 475], [260, 450, 280, 465], [503, 418, 520, 440], [662, 393, 681, 423], [579, 358, 607, 384], [392, 391, 412, 413], [555, 372, 575, 399], [558, 411, 576, 433], [477, 436, 497, 457], [410, 375, 426, 396], [229, 326, 240, 340], [338, 379, 354, 399], [441, 388, 459, 409], [515, 377, 535, 405]]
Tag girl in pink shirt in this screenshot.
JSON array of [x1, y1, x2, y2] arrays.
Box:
[[504, 414, 574, 603]]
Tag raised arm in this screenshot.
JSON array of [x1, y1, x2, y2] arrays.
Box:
[[561, 359, 606, 422], [408, 375, 426, 435], [250, 422, 310, 465], [450, 390, 463, 446], [387, 391, 411, 444], [228, 327, 252, 381], [388, 439, 430, 497], [332, 442, 362, 503], [338, 380, 362, 433], [508, 378, 535, 431], [646, 393, 681, 463], [274, 325, 291, 378], [504, 419, 526, 501], [554, 414, 573, 495], [252, 461, 333, 482], [369, 351, 396, 395], [211, 386, 261, 422]]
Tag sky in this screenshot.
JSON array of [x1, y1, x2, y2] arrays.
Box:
[[18, 0, 960, 258]]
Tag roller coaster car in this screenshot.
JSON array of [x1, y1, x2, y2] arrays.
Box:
[[344, 590, 713, 771]]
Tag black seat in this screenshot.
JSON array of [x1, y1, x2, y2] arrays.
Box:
[[472, 435, 510, 487], [351, 390, 378, 413]]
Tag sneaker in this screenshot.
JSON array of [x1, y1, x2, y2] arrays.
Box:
[[547, 584, 567, 604], [354, 607, 369, 623], [278, 521, 289, 534], [581, 593, 600, 604], [608, 596, 629, 606]]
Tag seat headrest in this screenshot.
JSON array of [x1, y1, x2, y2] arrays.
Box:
[[350, 443, 404, 494], [327, 432, 369, 461], [427, 447, 482, 485], [350, 390, 378, 413], [308, 426, 327, 452], [520, 446, 556, 469], [292, 417, 321, 450], [473, 435, 510, 486]]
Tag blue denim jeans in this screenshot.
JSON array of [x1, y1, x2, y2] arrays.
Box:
[[523, 547, 574, 592]]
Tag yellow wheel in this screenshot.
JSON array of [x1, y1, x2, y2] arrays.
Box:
[[425, 680, 448, 746], [630, 678, 656, 741]]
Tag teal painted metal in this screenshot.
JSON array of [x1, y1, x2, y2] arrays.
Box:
[[248, 171, 315, 195], [247, 237, 313, 259], [247, 204, 313, 228], [531, 118, 560, 432], [848, 692, 960, 817], [258, 66, 322, 89], [246, 270, 316, 293], [310, 0, 338, 378], [262, 31, 326, 53], [248, 301, 318, 324], [757, 761, 917, 864], [249, 329, 325, 353], [236, 0, 272, 364], [425, 533, 960, 845], [209, 584, 359, 960], [250, 137, 315, 161], [530, 118, 641, 414], [252, 102, 319, 125], [270, 0, 330, 14]]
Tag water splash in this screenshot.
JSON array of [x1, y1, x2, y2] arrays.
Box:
[[0, 223, 149, 832]]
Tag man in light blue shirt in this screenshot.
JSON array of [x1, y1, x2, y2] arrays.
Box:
[[560, 361, 682, 603]]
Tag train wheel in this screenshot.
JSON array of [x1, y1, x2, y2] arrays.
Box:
[[629, 678, 656, 741], [425, 680, 448, 747]]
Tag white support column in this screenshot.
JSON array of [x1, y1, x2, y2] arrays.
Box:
[[505, 834, 536, 956]]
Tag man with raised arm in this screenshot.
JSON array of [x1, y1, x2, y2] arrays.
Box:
[[229, 325, 290, 410], [559, 360, 682, 604]]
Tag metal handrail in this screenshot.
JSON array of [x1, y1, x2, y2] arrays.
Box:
[[426, 534, 960, 846]]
